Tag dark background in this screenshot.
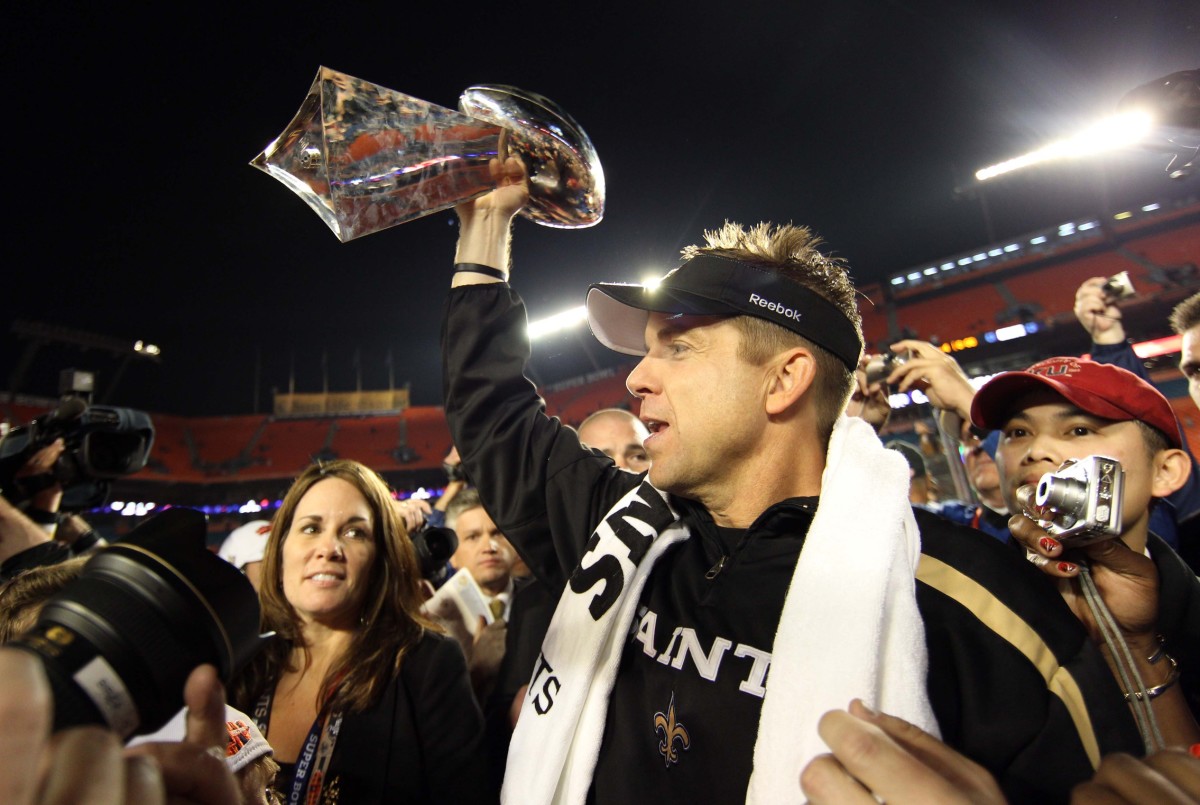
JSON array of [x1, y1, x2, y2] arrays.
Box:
[[5, 1, 1198, 415]]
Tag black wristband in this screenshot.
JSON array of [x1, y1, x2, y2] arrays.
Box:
[[69, 529, 103, 555], [25, 506, 61, 525], [454, 262, 508, 281]]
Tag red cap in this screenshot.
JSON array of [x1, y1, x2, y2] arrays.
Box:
[[970, 357, 1182, 448]]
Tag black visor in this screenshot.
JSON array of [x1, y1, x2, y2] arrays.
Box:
[[587, 254, 863, 369]]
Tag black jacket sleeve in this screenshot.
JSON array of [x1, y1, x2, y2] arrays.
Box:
[[334, 633, 490, 804], [441, 284, 642, 586], [404, 633, 491, 804]]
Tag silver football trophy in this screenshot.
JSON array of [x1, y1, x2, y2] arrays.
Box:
[[251, 67, 605, 242]]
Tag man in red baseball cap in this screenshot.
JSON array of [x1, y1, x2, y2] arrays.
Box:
[[971, 356, 1190, 558], [972, 356, 1199, 748]]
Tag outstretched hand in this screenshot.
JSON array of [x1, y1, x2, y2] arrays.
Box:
[[1074, 277, 1126, 345], [124, 664, 241, 804], [0, 650, 243, 804], [886, 340, 977, 421], [845, 355, 891, 431], [1071, 749, 1200, 803]]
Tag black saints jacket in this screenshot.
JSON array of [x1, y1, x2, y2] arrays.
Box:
[[442, 283, 1200, 804]]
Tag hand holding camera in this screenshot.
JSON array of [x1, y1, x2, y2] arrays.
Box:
[[871, 340, 978, 421], [1018, 455, 1125, 547], [1009, 456, 1160, 644], [1073, 275, 1135, 346]]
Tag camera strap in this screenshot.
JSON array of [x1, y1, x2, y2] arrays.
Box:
[[1077, 563, 1165, 753], [253, 690, 344, 805]]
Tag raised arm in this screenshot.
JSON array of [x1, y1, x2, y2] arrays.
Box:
[[441, 159, 642, 585]]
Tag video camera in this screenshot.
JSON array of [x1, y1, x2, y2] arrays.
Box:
[[0, 397, 155, 511]]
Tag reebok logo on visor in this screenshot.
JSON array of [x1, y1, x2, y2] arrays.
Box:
[[748, 293, 802, 322]]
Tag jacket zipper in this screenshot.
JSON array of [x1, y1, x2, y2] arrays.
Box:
[[705, 555, 727, 580]]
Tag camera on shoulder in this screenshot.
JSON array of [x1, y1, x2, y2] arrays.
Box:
[[0, 396, 155, 510]]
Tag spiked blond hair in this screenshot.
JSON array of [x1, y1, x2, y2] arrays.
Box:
[[682, 222, 862, 443]]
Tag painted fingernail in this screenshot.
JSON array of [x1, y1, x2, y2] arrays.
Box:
[[1057, 562, 1077, 574], [1189, 742, 1200, 758], [1039, 537, 1060, 552]]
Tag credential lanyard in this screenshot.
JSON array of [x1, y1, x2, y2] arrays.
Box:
[[254, 690, 344, 805]]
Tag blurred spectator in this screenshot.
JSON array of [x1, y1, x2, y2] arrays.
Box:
[[447, 488, 517, 612], [217, 520, 272, 592], [0, 557, 87, 643], [956, 424, 1011, 543], [1170, 291, 1200, 409], [445, 488, 517, 704], [1074, 278, 1200, 566], [885, 440, 935, 504], [577, 408, 650, 473]]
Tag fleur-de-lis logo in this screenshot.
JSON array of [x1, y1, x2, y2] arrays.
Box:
[[653, 692, 690, 767]]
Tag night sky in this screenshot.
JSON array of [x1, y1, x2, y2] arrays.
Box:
[[6, 1, 1198, 416]]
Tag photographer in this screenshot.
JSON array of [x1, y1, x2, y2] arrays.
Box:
[[862, 341, 1012, 542], [971, 357, 1200, 748], [1, 439, 106, 583], [1, 441, 71, 582], [0, 649, 241, 804]]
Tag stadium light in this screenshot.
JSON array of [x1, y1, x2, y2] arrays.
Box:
[[528, 305, 588, 340], [975, 110, 1154, 182]]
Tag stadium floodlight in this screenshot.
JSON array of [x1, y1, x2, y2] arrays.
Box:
[[974, 110, 1154, 182], [528, 305, 588, 340]]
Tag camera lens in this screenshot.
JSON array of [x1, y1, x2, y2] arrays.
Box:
[[1035, 475, 1089, 516], [412, 526, 458, 584], [10, 508, 267, 737], [864, 350, 911, 387]]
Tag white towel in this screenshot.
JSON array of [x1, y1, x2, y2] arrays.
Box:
[[503, 415, 938, 804], [747, 415, 938, 803]]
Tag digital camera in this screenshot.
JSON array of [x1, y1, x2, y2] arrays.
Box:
[[1101, 270, 1135, 300], [1028, 455, 1124, 545], [864, 349, 912, 387], [10, 508, 269, 737]]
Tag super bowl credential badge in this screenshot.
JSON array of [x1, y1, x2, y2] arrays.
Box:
[[654, 692, 690, 767]]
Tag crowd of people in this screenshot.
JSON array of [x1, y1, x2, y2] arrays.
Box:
[[1, 156, 1199, 803]]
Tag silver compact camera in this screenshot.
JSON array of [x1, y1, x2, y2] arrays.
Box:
[[864, 349, 912, 386], [1102, 270, 1136, 300], [1028, 455, 1124, 545]]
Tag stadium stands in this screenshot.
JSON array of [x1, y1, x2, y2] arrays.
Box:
[[2, 199, 1197, 527]]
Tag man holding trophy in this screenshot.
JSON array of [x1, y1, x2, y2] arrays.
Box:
[[252, 69, 1200, 802], [437, 154, 1200, 802]]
